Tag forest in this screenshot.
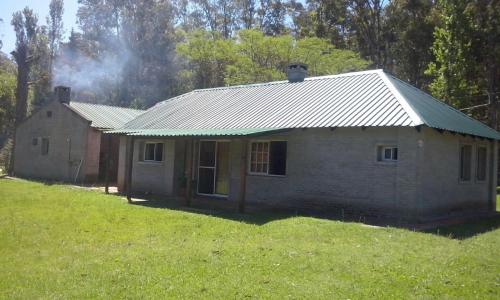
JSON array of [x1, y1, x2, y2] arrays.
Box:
[[0, 0, 499, 171]]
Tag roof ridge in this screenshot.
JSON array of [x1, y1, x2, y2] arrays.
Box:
[[70, 101, 145, 112], [191, 69, 383, 93], [377, 70, 424, 126], [386, 74, 500, 135]]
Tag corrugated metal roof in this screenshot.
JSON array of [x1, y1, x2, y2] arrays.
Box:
[[121, 69, 500, 139], [106, 128, 288, 137], [67, 102, 144, 130]]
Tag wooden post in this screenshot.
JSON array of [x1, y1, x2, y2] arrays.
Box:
[[126, 136, 135, 203], [104, 134, 111, 194], [185, 138, 194, 207], [238, 139, 248, 213]]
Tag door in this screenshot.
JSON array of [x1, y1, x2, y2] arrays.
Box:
[[197, 141, 230, 196]]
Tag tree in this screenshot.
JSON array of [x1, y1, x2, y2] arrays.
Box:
[[9, 7, 39, 174], [177, 29, 370, 88], [47, 0, 64, 72], [426, 0, 499, 129], [384, 0, 436, 88]]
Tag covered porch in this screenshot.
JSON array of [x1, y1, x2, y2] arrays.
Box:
[[108, 128, 290, 213]]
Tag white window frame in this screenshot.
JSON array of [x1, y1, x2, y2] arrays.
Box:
[[248, 140, 287, 176], [143, 142, 163, 162], [377, 145, 398, 162]]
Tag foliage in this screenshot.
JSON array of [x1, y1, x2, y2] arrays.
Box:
[[177, 29, 370, 88], [426, 0, 500, 129], [0, 68, 16, 134], [0, 179, 499, 298]]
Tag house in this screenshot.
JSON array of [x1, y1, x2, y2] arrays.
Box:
[[111, 66, 499, 221], [13, 86, 144, 183]]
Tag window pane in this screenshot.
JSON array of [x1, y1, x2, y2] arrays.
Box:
[[145, 143, 155, 161], [155, 143, 164, 161], [476, 147, 487, 181], [384, 148, 392, 160], [460, 145, 472, 181], [199, 141, 216, 167], [269, 141, 287, 175], [198, 168, 215, 194], [392, 148, 398, 160]]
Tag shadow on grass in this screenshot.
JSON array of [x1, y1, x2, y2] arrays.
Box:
[[422, 214, 500, 240], [129, 195, 500, 239]]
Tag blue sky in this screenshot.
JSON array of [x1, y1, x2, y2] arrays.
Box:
[[0, 0, 78, 54]]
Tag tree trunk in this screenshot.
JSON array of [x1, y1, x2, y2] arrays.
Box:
[[8, 47, 30, 175]]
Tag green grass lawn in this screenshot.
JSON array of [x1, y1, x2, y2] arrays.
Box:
[[0, 179, 499, 299]]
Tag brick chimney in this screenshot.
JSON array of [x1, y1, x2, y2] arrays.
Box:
[[286, 63, 308, 83], [54, 86, 71, 104]]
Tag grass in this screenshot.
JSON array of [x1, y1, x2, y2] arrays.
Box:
[[0, 179, 499, 299]]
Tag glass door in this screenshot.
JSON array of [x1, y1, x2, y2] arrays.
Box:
[[197, 141, 230, 196]]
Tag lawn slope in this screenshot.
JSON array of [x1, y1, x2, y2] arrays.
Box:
[[0, 179, 499, 299]]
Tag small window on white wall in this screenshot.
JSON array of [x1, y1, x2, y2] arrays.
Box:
[[377, 146, 398, 162], [143, 142, 163, 162]]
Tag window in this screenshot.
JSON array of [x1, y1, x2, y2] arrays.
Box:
[[476, 146, 487, 181], [377, 146, 398, 162], [32, 138, 38, 146], [41, 138, 49, 155], [46, 111, 52, 118], [143, 142, 163, 162], [459, 145, 472, 181], [250, 141, 287, 175]]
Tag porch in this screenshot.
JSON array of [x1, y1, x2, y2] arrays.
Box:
[[108, 128, 290, 213]]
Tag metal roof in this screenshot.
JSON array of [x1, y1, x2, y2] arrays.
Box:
[[121, 69, 500, 139], [67, 102, 144, 130], [106, 128, 288, 137]]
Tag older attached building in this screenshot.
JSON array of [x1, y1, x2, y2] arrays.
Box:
[[112, 67, 499, 221], [14, 87, 144, 183]]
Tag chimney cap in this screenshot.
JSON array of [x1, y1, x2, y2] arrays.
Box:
[[54, 86, 71, 104], [286, 63, 308, 83]]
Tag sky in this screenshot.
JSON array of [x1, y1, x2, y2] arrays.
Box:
[[0, 0, 78, 55]]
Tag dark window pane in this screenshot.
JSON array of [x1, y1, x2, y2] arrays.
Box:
[[41, 138, 49, 155], [145, 143, 155, 161], [269, 141, 287, 175], [198, 168, 214, 194], [384, 148, 392, 159], [460, 145, 472, 181], [392, 148, 398, 160], [46, 111, 52, 118], [199, 141, 216, 167], [32, 138, 38, 146], [155, 143, 164, 161], [476, 147, 487, 181]]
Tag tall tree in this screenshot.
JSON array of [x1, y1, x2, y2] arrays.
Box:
[[384, 0, 435, 88], [426, 0, 499, 129], [177, 29, 369, 88], [9, 7, 39, 173], [47, 0, 64, 71]]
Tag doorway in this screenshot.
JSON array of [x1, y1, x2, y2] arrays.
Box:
[[197, 141, 230, 196]]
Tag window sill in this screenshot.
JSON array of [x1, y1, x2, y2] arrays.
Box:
[[247, 173, 287, 178], [137, 161, 164, 165]]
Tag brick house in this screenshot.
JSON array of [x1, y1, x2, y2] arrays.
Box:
[[111, 67, 499, 221], [13, 87, 144, 183]]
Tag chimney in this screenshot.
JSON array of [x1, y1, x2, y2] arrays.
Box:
[[54, 86, 71, 104], [286, 63, 308, 83]]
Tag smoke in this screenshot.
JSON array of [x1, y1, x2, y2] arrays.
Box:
[[52, 43, 131, 102]]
